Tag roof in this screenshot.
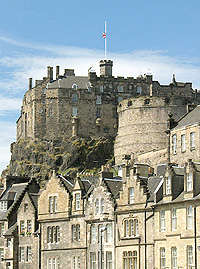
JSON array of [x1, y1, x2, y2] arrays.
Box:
[[4, 223, 17, 236], [48, 76, 89, 90], [147, 176, 163, 202], [173, 105, 200, 130], [172, 166, 184, 176], [104, 178, 123, 198]]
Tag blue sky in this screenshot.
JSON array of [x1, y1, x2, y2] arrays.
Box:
[[1, 0, 200, 175]]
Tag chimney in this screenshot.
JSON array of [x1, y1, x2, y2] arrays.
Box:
[[99, 60, 113, 77], [64, 69, 75, 77], [47, 66, 53, 81], [29, 78, 32, 91], [56, 66, 60, 79]]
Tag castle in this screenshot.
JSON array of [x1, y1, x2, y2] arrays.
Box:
[[1, 60, 200, 268]]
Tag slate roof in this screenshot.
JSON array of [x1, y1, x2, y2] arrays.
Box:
[[48, 76, 89, 90], [104, 178, 123, 198], [173, 105, 200, 130], [0, 182, 29, 221], [4, 223, 17, 236], [147, 176, 163, 202], [172, 166, 184, 176]]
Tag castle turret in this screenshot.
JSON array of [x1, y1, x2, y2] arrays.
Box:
[[99, 60, 113, 77]]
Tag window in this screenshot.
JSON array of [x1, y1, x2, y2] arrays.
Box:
[[96, 199, 100, 214], [160, 210, 165, 232], [95, 198, 105, 214], [0, 201, 7, 211], [106, 223, 112, 242], [73, 256, 80, 269], [96, 107, 101, 118], [160, 248, 166, 269], [96, 96, 101, 105], [124, 219, 139, 237], [24, 203, 28, 212], [90, 252, 96, 269], [72, 83, 78, 90], [187, 246, 193, 269], [98, 251, 104, 268], [72, 224, 80, 242], [166, 176, 171, 195], [49, 108, 53, 116], [49, 196, 57, 213], [129, 188, 134, 204], [48, 258, 60, 269], [0, 223, 4, 237], [27, 220, 32, 233], [136, 86, 142, 94], [7, 238, 11, 247], [20, 247, 25, 262], [171, 247, 177, 269], [42, 88, 46, 94], [172, 134, 177, 154], [187, 206, 193, 229], [75, 193, 81, 210], [181, 134, 185, 152], [171, 208, 177, 231], [91, 224, 96, 243], [47, 226, 60, 243], [123, 251, 137, 269], [20, 220, 25, 233], [118, 96, 123, 103], [72, 106, 78, 117], [101, 198, 105, 213], [72, 93, 78, 103], [106, 252, 112, 269], [190, 132, 195, 149], [27, 246, 32, 262], [117, 85, 124, 92], [99, 85, 104, 92], [187, 173, 193, 192]]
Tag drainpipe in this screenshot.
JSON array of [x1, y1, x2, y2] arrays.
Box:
[[145, 210, 147, 269], [194, 206, 197, 269]]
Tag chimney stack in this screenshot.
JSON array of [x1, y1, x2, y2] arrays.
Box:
[[47, 66, 53, 81], [29, 78, 32, 91], [56, 66, 60, 79]]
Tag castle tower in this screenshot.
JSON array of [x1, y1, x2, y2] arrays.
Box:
[[99, 60, 113, 77]]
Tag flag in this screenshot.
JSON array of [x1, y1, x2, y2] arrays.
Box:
[[102, 32, 106, 38]]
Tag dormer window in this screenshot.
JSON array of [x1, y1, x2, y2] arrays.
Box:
[[136, 86, 142, 94], [75, 193, 81, 210], [0, 201, 7, 211], [128, 188, 134, 204], [186, 173, 193, 192], [166, 176, 171, 195]]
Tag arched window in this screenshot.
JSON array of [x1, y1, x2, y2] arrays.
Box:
[[124, 219, 139, 237], [123, 251, 137, 269]]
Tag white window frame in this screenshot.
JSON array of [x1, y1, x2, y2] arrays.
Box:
[[27, 220, 32, 233], [160, 210, 166, 232], [129, 188, 134, 204], [160, 248, 166, 269], [106, 223, 112, 243], [171, 208, 177, 231], [187, 246, 193, 269], [91, 224, 96, 243], [27, 246, 32, 262], [181, 134, 185, 152], [187, 206, 193, 230], [90, 252, 96, 269], [171, 247, 177, 269], [187, 173, 193, 192], [172, 134, 177, 154], [166, 176, 171, 195], [20, 247, 25, 262], [75, 193, 81, 210], [106, 252, 112, 269], [96, 96, 101, 105], [190, 132, 195, 149]]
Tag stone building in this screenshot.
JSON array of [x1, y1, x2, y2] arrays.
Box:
[[114, 78, 200, 167], [170, 104, 200, 165], [153, 160, 200, 269], [0, 176, 40, 269]]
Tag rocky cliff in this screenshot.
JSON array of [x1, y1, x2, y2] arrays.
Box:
[[2, 136, 114, 182]]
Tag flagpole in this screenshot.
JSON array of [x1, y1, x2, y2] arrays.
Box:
[[105, 21, 107, 60]]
